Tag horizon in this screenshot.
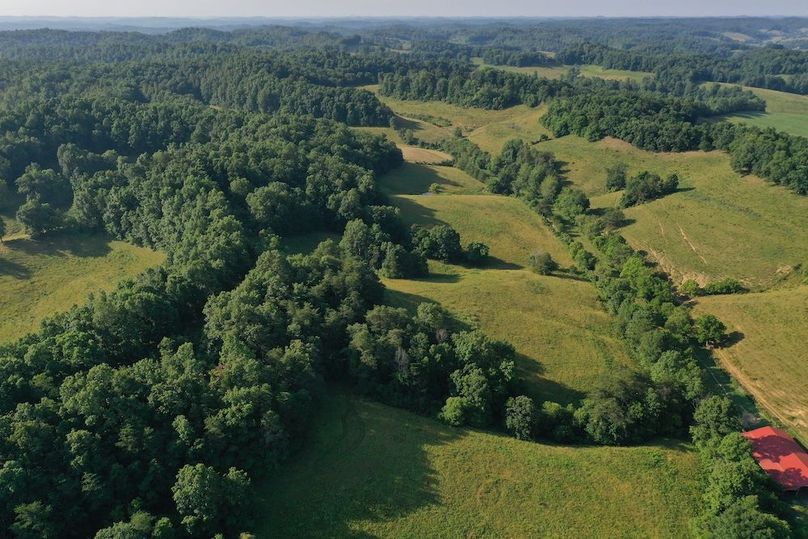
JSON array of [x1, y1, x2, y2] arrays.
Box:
[[2, 0, 807, 19]]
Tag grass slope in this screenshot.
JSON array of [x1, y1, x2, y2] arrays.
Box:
[[366, 86, 551, 153], [474, 59, 652, 83], [720, 86, 808, 138], [541, 136, 808, 288], [381, 168, 631, 403], [0, 230, 165, 342], [694, 287, 808, 444], [256, 391, 701, 538], [379, 163, 484, 196]]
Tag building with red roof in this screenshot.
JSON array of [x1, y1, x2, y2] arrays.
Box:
[[743, 426, 808, 491]]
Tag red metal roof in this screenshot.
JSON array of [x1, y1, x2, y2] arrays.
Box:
[[743, 426, 808, 491]]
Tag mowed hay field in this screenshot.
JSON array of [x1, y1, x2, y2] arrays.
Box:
[[694, 287, 808, 444], [0, 227, 165, 342], [541, 136, 808, 288], [256, 391, 701, 538], [381, 169, 632, 403], [720, 86, 808, 138]]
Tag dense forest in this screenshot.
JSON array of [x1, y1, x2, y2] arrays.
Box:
[[0, 18, 805, 537]]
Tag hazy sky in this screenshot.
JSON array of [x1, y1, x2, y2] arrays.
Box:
[[3, 0, 808, 18]]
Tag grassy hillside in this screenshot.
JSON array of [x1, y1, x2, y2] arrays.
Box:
[[474, 59, 653, 83], [381, 171, 632, 404], [256, 391, 701, 538], [720, 86, 808, 138], [0, 227, 165, 342], [379, 163, 484, 196], [541, 136, 808, 288], [694, 287, 808, 444], [367, 86, 551, 153]]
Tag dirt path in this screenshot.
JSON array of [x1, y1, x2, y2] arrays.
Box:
[[677, 224, 708, 266], [712, 347, 807, 444]]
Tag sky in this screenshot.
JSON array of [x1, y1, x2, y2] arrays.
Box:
[[2, 0, 807, 18]]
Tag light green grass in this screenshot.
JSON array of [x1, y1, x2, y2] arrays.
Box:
[[474, 59, 652, 83], [719, 86, 808, 138], [0, 230, 164, 342], [381, 178, 631, 403], [541, 136, 808, 288], [367, 84, 553, 155], [694, 286, 808, 444], [256, 391, 701, 538]]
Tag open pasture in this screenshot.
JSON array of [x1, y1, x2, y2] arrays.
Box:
[[256, 391, 701, 538], [381, 168, 632, 403], [694, 287, 808, 444], [540, 136, 808, 288], [0, 227, 164, 342]]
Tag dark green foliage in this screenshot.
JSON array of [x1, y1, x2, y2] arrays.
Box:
[[553, 188, 590, 221], [620, 171, 680, 207], [380, 243, 429, 279], [505, 395, 537, 440], [347, 304, 515, 423], [705, 496, 791, 539], [694, 315, 728, 347], [481, 48, 557, 67], [528, 251, 558, 275], [16, 165, 72, 207], [412, 224, 464, 262], [172, 464, 250, 536], [569, 241, 596, 272], [16, 199, 64, 237], [379, 67, 570, 109], [703, 278, 747, 295], [605, 162, 628, 192], [575, 370, 686, 445], [690, 396, 741, 451], [464, 241, 490, 265]]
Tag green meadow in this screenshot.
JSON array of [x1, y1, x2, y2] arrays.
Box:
[[694, 286, 808, 444], [473, 59, 653, 83], [380, 162, 632, 404], [256, 391, 701, 538], [0, 223, 164, 342], [719, 86, 808, 138]]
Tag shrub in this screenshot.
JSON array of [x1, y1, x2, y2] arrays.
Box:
[[412, 224, 463, 262], [440, 396, 467, 426], [605, 162, 628, 191], [695, 314, 727, 347], [528, 251, 558, 275], [620, 171, 679, 207], [703, 278, 747, 295], [505, 395, 536, 440], [680, 279, 701, 297], [465, 241, 490, 265]]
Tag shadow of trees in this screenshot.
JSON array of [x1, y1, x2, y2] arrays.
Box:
[[253, 390, 458, 538]]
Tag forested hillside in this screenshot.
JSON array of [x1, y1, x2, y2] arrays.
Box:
[[0, 18, 806, 538]]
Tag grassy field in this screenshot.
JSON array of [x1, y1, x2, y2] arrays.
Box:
[[694, 287, 808, 444], [380, 167, 632, 404], [256, 391, 701, 538], [366, 85, 551, 153], [474, 59, 653, 83], [540, 136, 808, 288], [379, 163, 484, 196], [719, 86, 808, 138], [0, 229, 164, 342], [399, 145, 452, 164]]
